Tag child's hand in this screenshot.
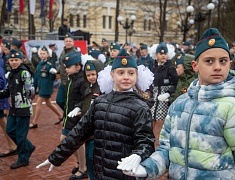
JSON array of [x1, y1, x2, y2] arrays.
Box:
[[36, 159, 54, 171], [5, 72, 10, 79], [68, 107, 81, 117], [122, 164, 147, 177], [49, 68, 57, 74], [158, 93, 170, 101], [117, 154, 141, 174]]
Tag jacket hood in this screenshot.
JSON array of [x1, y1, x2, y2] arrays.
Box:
[[187, 70, 235, 101], [84, 60, 104, 84]]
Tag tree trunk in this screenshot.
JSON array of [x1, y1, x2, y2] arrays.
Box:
[[0, 0, 7, 29]]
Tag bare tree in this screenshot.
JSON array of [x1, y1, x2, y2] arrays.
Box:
[[0, 0, 7, 29]]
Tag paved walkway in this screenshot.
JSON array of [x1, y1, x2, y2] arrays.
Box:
[[0, 89, 168, 180]]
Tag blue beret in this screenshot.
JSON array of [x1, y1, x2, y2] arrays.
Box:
[[62, 52, 81, 68], [88, 50, 101, 59], [85, 60, 96, 71], [156, 42, 168, 54], [8, 49, 23, 59], [110, 43, 120, 50], [194, 28, 231, 60], [2, 39, 11, 50], [64, 33, 74, 39], [112, 48, 137, 70], [140, 44, 148, 50], [12, 38, 22, 48]]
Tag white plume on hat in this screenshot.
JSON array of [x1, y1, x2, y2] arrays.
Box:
[[149, 43, 176, 60], [31, 47, 38, 53], [98, 54, 106, 64]]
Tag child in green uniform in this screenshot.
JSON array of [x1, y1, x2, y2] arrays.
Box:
[[29, 46, 63, 128]]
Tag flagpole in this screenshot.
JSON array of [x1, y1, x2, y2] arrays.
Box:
[[28, 1, 32, 39]]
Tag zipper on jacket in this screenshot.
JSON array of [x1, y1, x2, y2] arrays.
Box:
[[184, 87, 200, 179], [63, 79, 72, 126]]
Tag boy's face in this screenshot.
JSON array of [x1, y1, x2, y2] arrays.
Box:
[[64, 38, 74, 49], [192, 48, 231, 86], [110, 49, 119, 58], [111, 67, 137, 92], [157, 53, 168, 64], [39, 50, 49, 60], [8, 58, 23, 69], [3, 48, 10, 55], [140, 49, 147, 57], [85, 70, 97, 84], [65, 64, 81, 75]]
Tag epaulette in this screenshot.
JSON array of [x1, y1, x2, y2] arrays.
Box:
[[47, 61, 52, 65]]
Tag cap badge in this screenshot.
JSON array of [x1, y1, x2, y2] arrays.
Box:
[[122, 58, 128, 65], [161, 49, 164, 53], [11, 54, 15, 57], [65, 57, 69, 61], [87, 65, 90, 70], [110, 46, 113, 49], [208, 39, 215, 46]]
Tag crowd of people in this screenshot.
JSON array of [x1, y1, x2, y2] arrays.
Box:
[[1, 27, 235, 180]]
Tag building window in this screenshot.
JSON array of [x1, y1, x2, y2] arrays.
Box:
[[83, 15, 87, 28], [144, 19, 147, 31], [70, 14, 74, 27], [76, 15, 80, 27], [109, 16, 112, 29], [13, 9, 18, 24], [103, 15, 106, 29], [148, 19, 151, 31]]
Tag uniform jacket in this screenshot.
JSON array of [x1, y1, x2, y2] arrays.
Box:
[[59, 46, 78, 86], [137, 54, 154, 72], [34, 59, 55, 97], [0, 61, 10, 110], [58, 24, 70, 40], [0, 64, 34, 116], [142, 71, 235, 179], [49, 91, 155, 180], [153, 60, 178, 96], [31, 52, 40, 71], [63, 70, 84, 130]]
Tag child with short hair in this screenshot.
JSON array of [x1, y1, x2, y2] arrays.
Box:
[[118, 28, 235, 179], [29, 46, 63, 128], [0, 49, 35, 169], [36, 49, 155, 180]]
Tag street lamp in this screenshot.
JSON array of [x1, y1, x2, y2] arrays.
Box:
[[187, 3, 215, 41], [117, 15, 136, 44]]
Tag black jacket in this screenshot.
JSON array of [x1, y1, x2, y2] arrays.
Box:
[[58, 24, 70, 40], [63, 70, 84, 130], [49, 91, 155, 180]]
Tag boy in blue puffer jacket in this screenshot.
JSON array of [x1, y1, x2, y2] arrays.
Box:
[[118, 28, 235, 179]]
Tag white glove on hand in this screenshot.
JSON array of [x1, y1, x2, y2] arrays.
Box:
[[158, 93, 170, 102], [117, 154, 141, 174], [123, 164, 147, 177], [5, 72, 10, 79], [36, 159, 54, 172], [68, 107, 81, 117], [49, 68, 57, 74]]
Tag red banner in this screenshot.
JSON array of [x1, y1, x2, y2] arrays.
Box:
[[19, 0, 24, 14], [49, 0, 54, 19]]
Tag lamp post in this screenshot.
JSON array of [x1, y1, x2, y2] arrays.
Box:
[[117, 15, 136, 43], [187, 3, 215, 41]]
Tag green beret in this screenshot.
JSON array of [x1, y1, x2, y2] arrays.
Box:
[[41, 45, 49, 52], [12, 38, 22, 48], [102, 38, 108, 42], [194, 28, 231, 60], [183, 42, 190, 46], [112, 48, 137, 70], [64, 33, 74, 39], [2, 39, 11, 50], [34, 45, 40, 49], [8, 49, 23, 59], [140, 44, 148, 50], [85, 60, 96, 71], [62, 52, 81, 68], [156, 42, 168, 54], [110, 43, 120, 50], [88, 50, 101, 59]]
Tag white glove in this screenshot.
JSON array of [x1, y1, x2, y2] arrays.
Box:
[[68, 107, 81, 117], [123, 164, 147, 177], [36, 159, 54, 172], [49, 68, 57, 74], [158, 93, 170, 102], [117, 154, 141, 174], [5, 72, 10, 79]]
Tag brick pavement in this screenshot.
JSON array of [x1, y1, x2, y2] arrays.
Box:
[[0, 89, 168, 180]]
